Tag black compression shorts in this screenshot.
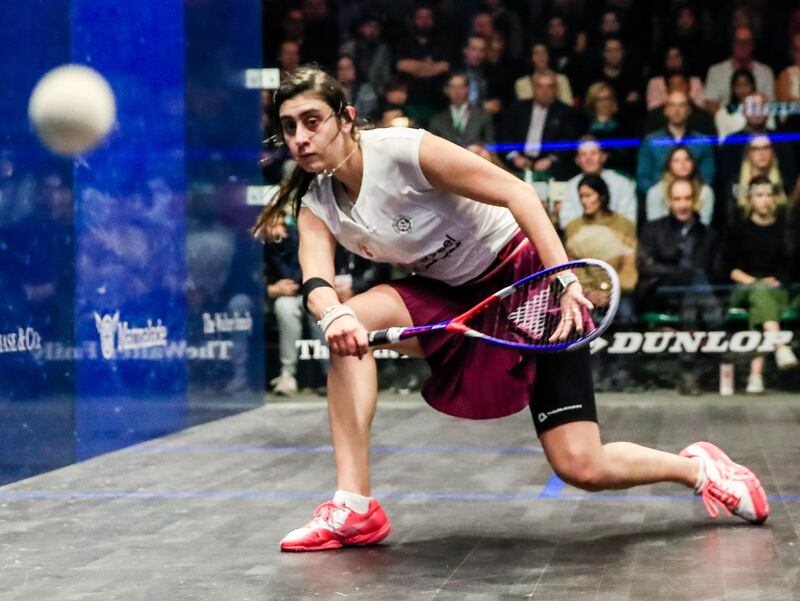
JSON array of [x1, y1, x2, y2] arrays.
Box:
[[529, 347, 598, 436]]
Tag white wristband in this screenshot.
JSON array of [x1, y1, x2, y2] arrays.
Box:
[[317, 305, 357, 333]]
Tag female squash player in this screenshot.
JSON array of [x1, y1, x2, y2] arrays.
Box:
[[253, 66, 769, 552]]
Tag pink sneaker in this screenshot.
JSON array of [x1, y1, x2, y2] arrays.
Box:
[[680, 441, 769, 524], [280, 498, 391, 552]]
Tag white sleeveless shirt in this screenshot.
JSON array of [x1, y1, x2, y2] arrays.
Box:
[[300, 127, 519, 286]]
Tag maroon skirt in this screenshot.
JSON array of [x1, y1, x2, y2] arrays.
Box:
[[388, 231, 542, 420]]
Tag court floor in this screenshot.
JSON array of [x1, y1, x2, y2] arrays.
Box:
[[1, 392, 799, 600]]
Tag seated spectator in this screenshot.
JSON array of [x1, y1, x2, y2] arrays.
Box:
[[542, 14, 585, 89], [431, 0, 471, 52], [776, 33, 800, 161], [337, 55, 380, 122], [704, 26, 775, 115], [593, 7, 625, 47], [718, 134, 791, 229], [482, 30, 517, 118], [776, 33, 800, 105], [378, 77, 411, 123], [636, 90, 715, 195], [564, 174, 637, 318], [458, 35, 490, 108], [646, 46, 705, 110], [789, 177, 800, 283], [726, 175, 799, 394], [395, 3, 452, 126], [470, 8, 496, 45], [713, 68, 759, 140], [656, 4, 709, 79], [717, 93, 795, 225], [264, 7, 304, 67], [380, 104, 414, 129], [300, 0, 339, 71], [264, 212, 323, 396], [559, 136, 637, 229], [646, 145, 715, 226], [514, 42, 574, 106], [339, 12, 392, 95], [429, 72, 494, 160], [643, 72, 716, 136], [582, 81, 636, 174], [594, 36, 643, 117], [636, 177, 724, 395], [500, 70, 581, 180], [483, 0, 525, 64], [723, 92, 792, 153], [277, 40, 302, 74]]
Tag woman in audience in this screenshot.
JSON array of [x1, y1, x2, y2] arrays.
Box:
[[336, 55, 380, 122], [776, 33, 800, 153], [583, 81, 634, 174], [564, 174, 637, 320], [776, 33, 800, 105], [646, 46, 705, 110], [715, 68, 757, 140], [726, 135, 789, 225], [646, 144, 714, 225], [725, 176, 798, 394], [514, 41, 574, 106]]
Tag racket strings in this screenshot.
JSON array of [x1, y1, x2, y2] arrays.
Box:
[[506, 283, 557, 340], [468, 265, 615, 348]]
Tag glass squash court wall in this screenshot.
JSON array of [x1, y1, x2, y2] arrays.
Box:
[[0, 1, 265, 485]]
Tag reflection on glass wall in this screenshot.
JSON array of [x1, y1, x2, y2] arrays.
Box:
[[185, 0, 265, 423], [0, 0, 265, 485]]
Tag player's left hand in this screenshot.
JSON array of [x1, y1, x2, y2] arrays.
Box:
[[549, 283, 595, 342]]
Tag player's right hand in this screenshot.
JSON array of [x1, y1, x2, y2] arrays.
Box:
[[325, 315, 368, 358]]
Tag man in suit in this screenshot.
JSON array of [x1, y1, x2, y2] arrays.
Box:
[[500, 70, 582, 180], [429, 72, 494, 160]]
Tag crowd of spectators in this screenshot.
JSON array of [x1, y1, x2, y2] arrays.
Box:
[[261, 0, 800, 394]]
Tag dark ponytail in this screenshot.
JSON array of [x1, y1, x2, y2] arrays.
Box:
[[252, 65, 356, 240]]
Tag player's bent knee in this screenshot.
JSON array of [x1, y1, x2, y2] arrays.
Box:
[[549, 450, 607, 492]]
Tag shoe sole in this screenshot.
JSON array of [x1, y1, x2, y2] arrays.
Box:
[[343, 520, 392, 547], [280, 521, 392, 552], [281, 538, 343, 552]]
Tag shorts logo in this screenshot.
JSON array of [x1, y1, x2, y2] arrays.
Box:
[[538, 404, 583, 423], [392, 216, 412, 234]]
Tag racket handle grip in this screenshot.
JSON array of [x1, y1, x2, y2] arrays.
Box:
[[368, 327, 403, 346]]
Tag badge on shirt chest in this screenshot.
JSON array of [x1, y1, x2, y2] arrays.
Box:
[[392, 215, 413, 235]]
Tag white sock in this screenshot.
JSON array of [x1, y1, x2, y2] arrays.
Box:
[[693, 457, 708, 492], [334, 489, 372, 514]]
